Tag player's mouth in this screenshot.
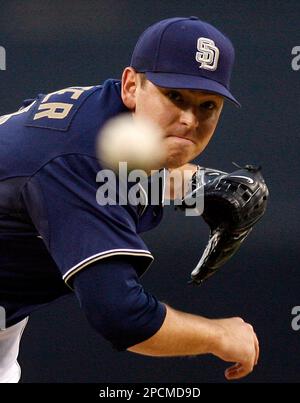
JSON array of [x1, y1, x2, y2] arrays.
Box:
[[166, 135, 196, 146]]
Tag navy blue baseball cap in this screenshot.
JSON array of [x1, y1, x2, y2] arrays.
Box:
[[130, 17, 240, 107]]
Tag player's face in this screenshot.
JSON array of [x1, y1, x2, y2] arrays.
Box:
[[121, 68, 224, 168]]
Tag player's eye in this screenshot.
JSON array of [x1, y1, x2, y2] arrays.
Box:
[[199, 101, 217, 110], [166, 90, 183, 103]]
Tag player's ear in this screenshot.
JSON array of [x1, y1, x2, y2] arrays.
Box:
[[121, 67, 138, 110]]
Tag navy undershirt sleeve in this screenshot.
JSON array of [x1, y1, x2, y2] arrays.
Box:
[[72, 257, 167, 351]]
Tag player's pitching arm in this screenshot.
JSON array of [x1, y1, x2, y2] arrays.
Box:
[[128, 304, 259, 381], [73, 239, 259, 381]]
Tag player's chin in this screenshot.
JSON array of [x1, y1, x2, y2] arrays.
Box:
[[164, 141, 200, 168], [164, 149, 195, 169]]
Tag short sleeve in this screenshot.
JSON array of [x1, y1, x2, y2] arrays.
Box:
[[21, 154, 154, 287]]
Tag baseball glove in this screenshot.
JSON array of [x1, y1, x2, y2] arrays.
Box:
[[178, 163, 269, 285]]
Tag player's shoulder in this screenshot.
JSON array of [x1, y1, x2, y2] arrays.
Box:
[[0, 79, 126, 178], [0, 79, 123, 131], [23, 79, 123, 133]]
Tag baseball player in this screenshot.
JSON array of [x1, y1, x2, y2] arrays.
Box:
[[0, 17, 267, 382]]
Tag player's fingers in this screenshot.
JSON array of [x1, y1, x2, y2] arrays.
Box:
[[224, 362, 243, 380], [225, 362, 252, 380], [225, 362, 241, 372]]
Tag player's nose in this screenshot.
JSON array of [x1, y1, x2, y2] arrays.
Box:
[[179, 107, 199, 130]]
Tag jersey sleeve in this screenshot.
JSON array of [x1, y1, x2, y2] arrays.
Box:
[[21, 154, 154, 287]]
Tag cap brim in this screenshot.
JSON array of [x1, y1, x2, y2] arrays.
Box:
[[145, 72, 241, 107]]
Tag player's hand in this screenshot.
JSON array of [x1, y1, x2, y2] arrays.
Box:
[[210, 317, 259, 380]]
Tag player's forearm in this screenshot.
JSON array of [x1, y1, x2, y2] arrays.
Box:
[[128, 304, 259, 381], [127, 304, 218, 357]]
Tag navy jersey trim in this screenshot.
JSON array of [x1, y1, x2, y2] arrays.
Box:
[[63, 249, 154, 288]]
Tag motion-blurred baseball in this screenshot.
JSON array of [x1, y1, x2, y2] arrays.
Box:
[[97, 114, 166, 174]]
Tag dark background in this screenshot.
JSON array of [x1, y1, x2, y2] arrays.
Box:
[[1, 0, 299, 383]]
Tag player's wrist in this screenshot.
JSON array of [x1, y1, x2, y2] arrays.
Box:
[[196, 318, 225, 356]]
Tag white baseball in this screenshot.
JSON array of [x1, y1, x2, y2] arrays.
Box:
[[97, 114, 166, 174]]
